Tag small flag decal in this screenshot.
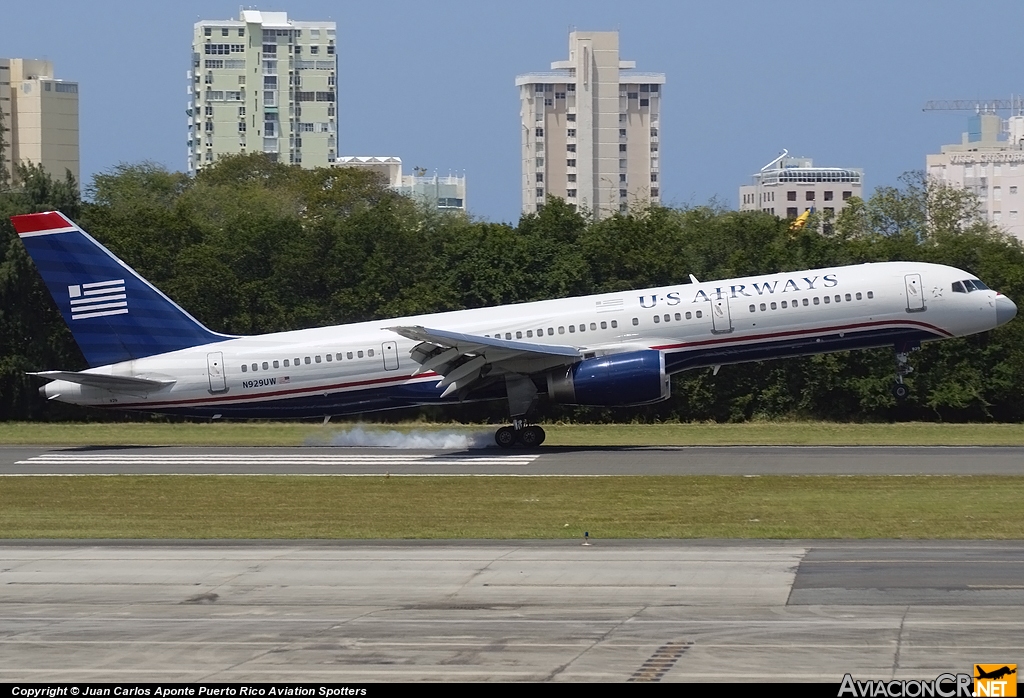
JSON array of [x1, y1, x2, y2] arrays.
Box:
[[68, 279, 128, 320]]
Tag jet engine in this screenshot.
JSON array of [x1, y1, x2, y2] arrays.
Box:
[[546, 350, 670, 406]]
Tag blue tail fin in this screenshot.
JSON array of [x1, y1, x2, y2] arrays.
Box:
[[12, 211, 233, 367]]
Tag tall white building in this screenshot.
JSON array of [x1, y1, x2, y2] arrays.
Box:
[[739, 152, 863, 222], [926, 112, 1024, 241], [516, 31, 665, 220], [0, 58, 79, 185], [188, 10, 337, 173]]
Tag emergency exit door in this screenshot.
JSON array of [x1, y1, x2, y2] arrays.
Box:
[[905, 274, 925, 312], [382, 341, 399, 370], [711, 296, 734, 334], [207, 351, 227, 393]]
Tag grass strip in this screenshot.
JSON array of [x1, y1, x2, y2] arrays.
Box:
[[2, 475, 1023, 539], [4, 422, 1024, 446]]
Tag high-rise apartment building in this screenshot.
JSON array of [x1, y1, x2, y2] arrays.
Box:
[[516, 31, 665, 220], [188, 10, 337, 173], [0, 58, 79, 185], [739, 152, 863, 221], [926, 112, 1024, 241]]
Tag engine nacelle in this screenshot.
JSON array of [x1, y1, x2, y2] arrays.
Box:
[[546, 350, 670, 406]]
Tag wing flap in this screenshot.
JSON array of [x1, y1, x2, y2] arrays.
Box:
[[386, 325, 582, 397]]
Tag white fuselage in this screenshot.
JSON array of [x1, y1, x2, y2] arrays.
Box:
[[42, 261, 1008, 418]]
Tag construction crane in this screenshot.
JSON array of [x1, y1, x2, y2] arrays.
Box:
[[922, 97, 1024, 113]]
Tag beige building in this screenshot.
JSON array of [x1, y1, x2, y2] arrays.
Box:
[[188, 10, 337, 173], [739, 152, 863, 222], [926, 112, 1024, 241], [0, 58, 79, 186], [516, 31, 665, 220], [334, 156, 467, 211]]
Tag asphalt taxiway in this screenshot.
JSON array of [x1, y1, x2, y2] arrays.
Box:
[[4, 444, 1024, 475], [2, 541, 1023, 682]]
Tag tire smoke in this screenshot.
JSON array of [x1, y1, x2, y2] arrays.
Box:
[[310, 425, 495, 450]]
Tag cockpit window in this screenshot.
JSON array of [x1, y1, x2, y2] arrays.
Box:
[[954, 279, 989, 293]]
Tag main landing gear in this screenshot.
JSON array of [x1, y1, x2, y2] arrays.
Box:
[[891, 342, 919, 400], [495, 419, 546, 449], [495, 373, 545, 448]]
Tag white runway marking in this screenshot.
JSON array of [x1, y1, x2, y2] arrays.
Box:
[[15, 453, 540, 467]]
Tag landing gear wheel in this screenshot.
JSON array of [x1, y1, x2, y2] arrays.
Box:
[[495, 426, 518, 449], [518, 425, 546, 447], [892, 382, 909, 400]]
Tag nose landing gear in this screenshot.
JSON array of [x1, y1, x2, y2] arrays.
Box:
[[891, 342, 919, 400]]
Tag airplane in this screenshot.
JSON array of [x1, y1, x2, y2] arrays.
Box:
[[975, 666, 1016, 681], [11, 210, 1018, 448]]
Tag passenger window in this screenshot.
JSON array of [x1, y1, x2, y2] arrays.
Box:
[[653, 315, 660, 323], [294, 357, 301, 366], [527, 330, 533, 338], [304, 357, 311, 364], [600, 321, 607, 329], [262, 361, 269, 370], [516, 331, 523, 339], [569, 325, 576, 332], [336, 353, 342, 361], [781, 301, 788, 309], [357, 351, 363, 358], [813, 297, 820, 305], [685, 312, 692, 319], [611, 320, 618, 328], [241, 364, 247, 372], [578, 324, 585, 332], [547, 328, 554, 335], [845, 293, 852, 301], [770, 302, 777, 310], [252, 363, 258, 371], [696, 310, 702, 318], [591, 322, 597, 330], [855, 292, 862, 300], [673, 314, 680, 322], [558, 326, 565, 334], [325, 354, 332, 362], [347, 352, 353, 359], [505, 333, 512, 340], [284, 359, 290, 367], [312, 355, 319, 363], [867, 291, 874, 299], [802, 298, 809, 306], [759, 303, 766, 311], [273, 360, 280, 368], [749, 305, 756, 312], [824, 296, 830, 304], [835, 295, 841, 303], [368, 349, 374, 357], [632, 318, 639, 326], [661, 314, 668, 322]]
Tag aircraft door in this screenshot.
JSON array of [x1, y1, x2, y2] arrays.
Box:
[[382, 341, 399, 370], [905, 274, 925, 312], [711, 295, 734, 334], [207, 351, 228, 393]]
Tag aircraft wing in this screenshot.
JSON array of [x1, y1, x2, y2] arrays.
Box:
[[29, 371, 176, 392], [385, 325, 582, 398]]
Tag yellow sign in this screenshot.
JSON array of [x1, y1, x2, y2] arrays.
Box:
[[974, 664, 1017, 697]]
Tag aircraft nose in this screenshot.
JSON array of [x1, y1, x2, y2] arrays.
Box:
[[996, 295, 1017, 326]]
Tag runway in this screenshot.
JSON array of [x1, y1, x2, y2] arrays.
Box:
[[2, 541, 1024, 682], [3, 444, 1024, 475]]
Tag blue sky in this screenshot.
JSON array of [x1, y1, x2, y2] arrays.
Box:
[[6, 1, 1024, 223]]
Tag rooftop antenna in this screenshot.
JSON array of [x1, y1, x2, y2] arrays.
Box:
[[761, 149, 789, 172]]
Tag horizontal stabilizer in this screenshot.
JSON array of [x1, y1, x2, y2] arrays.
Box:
[[29, 371, 175, 392]]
